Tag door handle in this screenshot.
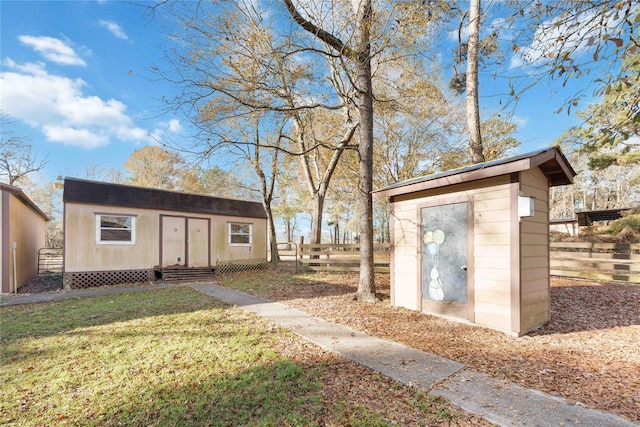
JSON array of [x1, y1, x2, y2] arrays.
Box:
[[460, 265, 467, 271]]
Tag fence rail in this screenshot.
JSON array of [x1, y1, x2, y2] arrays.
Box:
[[297, 241, 390, 273], [38, 248, 63, 275], [550, 242, 640, 283]]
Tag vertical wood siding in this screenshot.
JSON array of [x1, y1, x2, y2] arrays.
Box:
[[6, 193, 46, 291]]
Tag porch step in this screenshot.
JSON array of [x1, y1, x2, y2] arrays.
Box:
[[159, 267, 216, 283]]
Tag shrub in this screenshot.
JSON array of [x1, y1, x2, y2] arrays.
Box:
[[608, 214, 640, 235]]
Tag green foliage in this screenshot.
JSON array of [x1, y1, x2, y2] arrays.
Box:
[[608, 214, 640, 235], [568, 50, 640, 172], [587, 154, 617, 170]]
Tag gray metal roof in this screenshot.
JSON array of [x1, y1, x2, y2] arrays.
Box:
[[373, 146, 576, 199]]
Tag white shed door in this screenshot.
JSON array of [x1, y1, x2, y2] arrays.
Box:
[[187, 218, 209, 267], [162, 217, 186, 267]]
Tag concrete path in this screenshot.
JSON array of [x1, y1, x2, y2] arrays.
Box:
[[2, 283, 637, 427], [191, 283, 637, 427]]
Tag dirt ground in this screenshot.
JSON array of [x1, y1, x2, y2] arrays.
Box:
[[18, 270, 640, 422]]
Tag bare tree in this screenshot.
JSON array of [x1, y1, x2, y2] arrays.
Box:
[[0, 113, 47, 185], [283, 0, 378, 301], [466, 0, 485, 164], [154, 1, 358, 250]]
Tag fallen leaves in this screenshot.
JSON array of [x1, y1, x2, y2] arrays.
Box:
[[227, 269, 640, 423]]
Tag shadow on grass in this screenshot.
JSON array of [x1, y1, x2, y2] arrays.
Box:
[[96, 358, 324, 426], [218, 267, 391, 304], [0, 287, 226, 358]]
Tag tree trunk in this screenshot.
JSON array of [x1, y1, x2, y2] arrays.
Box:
[[354, 0, 377, 303], [282, 0, 376, 301], [310, 193, 325, 245], [466, 0, 485, 164], [263, 204, 278, 265]]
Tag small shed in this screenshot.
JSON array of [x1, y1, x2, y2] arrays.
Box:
[[63, 178, 268, 288], [373, 147, 576, 336], [1, 183, 48, 293], [576, 208, 627, 226]]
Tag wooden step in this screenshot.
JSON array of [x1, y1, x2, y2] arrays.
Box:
[[159, 267, 216, 283]]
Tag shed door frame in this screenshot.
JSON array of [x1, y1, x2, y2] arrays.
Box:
[[416, 195, 474, 322], [159, 214, 211, 268]]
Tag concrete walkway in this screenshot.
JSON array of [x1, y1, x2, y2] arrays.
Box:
[[2, 283, 637, 427]]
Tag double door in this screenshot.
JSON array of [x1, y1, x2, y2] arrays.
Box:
[[161, 216, 210, 268]]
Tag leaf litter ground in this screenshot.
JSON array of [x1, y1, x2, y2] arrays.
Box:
[[220, 267, 640, 423]]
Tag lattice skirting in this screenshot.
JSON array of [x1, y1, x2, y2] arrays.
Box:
[[64, 269, 154, 289], [216, 258, 268, 274]]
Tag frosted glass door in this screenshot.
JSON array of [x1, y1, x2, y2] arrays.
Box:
[[421, 202, 470, 319]]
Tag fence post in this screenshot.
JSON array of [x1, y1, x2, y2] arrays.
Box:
[[298, 236, 304, 273], [271, 240, 278, 269]]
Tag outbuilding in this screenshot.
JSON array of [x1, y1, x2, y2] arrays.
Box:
[[373, 147, 576, 336], [63, 178, 267, 289], [1, 183, 48, 293]]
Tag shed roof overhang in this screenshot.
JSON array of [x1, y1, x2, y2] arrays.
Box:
[[373, 146, 576, 200], [0, 182, 50, 221], [576, 208, 629, 226], [63, 177, 268, 219]]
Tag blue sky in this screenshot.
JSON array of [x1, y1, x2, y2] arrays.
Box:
[[1, 0, 598, 184]]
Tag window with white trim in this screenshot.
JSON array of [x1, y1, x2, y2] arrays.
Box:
[[228, 222, 252, 246], [96, 214, 136, 244]]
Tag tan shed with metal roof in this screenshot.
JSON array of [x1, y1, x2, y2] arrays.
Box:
[[373, 147, 576, 336], [63, 178, 268, 289]]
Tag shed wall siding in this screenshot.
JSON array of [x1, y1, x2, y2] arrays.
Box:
[[0, 191, 4, 291], [64, 203, 267, 272], [519, 168, 551, 331], [390, 201, 420, 310], [390, 176, 513, 329], [8, 193, 46, 290]]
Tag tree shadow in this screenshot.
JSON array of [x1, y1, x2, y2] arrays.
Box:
[[239, 265, 392, 303], [0, 287, 228, 361]]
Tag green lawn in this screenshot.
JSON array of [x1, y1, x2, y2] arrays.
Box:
[[0, 287, 475, 426]]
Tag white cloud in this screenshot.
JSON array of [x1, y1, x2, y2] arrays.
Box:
[[43, 125, 108, 149], [509, 8, 624, 70], [149, 119, 184, 144], [0, 59, 150, 149], [512, 115, 528, 128], [167, 119, 182, 133], [18, 35, 86, 66], [99, 20, 129, 40]]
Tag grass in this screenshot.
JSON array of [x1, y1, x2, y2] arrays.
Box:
[[218, 269, 312, 294], [0, 286, 474, 426]]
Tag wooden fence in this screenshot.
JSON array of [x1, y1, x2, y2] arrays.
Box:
[[550, 242, 640, 283], [38, 247, 63, 275], [297, 242, 390, 273]]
